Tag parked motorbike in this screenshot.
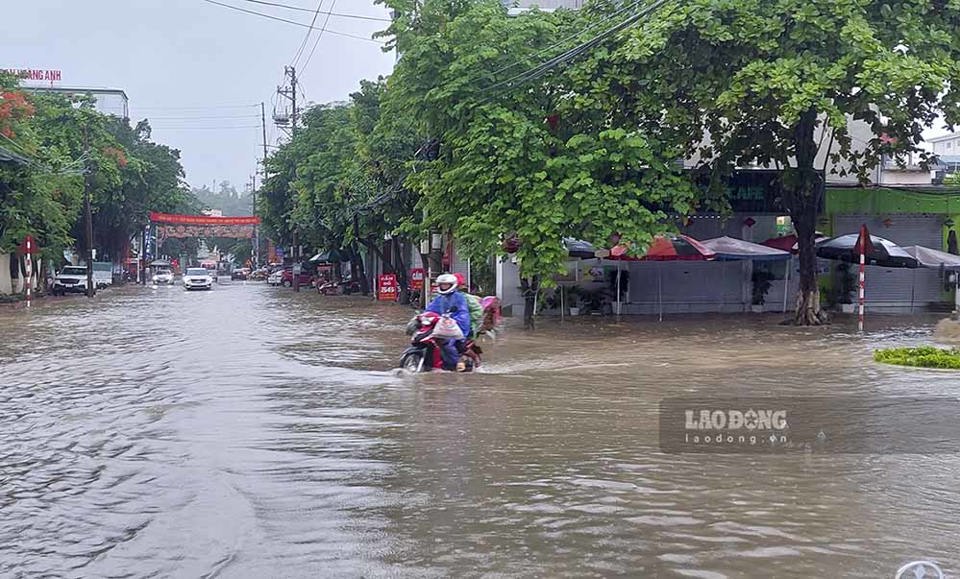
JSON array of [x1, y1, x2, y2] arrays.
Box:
[[399, 311, 482, 372], [317, 278, 361, 296]]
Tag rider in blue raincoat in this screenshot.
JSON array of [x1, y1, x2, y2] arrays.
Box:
[[426, 273, 471, 371]]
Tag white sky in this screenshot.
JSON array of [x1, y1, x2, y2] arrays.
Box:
[[2, 0, 395, 192]]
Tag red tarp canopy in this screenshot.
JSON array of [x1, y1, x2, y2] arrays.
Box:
[[761, 233, 828, 253]]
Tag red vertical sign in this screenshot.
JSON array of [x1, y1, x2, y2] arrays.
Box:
[[410, 268, 425, 290], [378, 274, 398, 301]]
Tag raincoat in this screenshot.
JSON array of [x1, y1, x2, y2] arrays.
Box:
[[426, 291, 471, 368], [426, 291, 471, 337], [463, 293, 484, 338]]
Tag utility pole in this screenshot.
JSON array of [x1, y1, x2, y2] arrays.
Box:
[[277, 66, 301, 291], [250, 173, 258, 268], [258, 101, 269, 268], [82, 126, 95, 298]]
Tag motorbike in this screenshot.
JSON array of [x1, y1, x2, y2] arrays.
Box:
[[317, 278, 361, 295], [399, 311, 482, 372]]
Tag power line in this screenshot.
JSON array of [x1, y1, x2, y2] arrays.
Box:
[[233, 0, 391, 22], [480, 0, 671, 101], [300, 0, 337, 74], [134, 103, 261, 111], [137, 113, 262, 120], [291, 0, 324, 69], [488, 0, 646, 80], [198, 0, 385, 44], [149, 125, 263, 130]]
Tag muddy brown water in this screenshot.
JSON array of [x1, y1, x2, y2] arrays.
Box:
[[0, 283, 956, 577]]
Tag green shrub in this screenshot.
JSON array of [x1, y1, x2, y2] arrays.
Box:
[[874, 346, 960, 369]]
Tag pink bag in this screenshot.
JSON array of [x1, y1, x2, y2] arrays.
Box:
[[431, 315, 464, 340]]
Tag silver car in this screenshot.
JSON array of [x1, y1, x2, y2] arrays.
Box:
[[182, 267, 213, 291], [152, 268, 174, 285]]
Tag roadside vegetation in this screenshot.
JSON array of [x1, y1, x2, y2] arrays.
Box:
[[874, 346, 960, 370]]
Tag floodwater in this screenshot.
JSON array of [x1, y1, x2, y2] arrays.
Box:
[[0, 283, 957, 578]]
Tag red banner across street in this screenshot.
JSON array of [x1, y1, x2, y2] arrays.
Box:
[[149, 212, 260, 226]]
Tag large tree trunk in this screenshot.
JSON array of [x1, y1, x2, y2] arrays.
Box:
[[351, 244, 370, 296], [394, 239, 410, 305], [786, 109, 829, 325], [520, 275, 540, 330]]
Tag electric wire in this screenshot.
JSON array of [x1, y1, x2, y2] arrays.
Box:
[[291, 0, 324, 69], [148, 125, 263, 130], [299, 0, 337, 75], [487, 0, 646, 80], [479, 0, 670, 102], [233, 0, 391, 22], [134, 103, 261, 111], [137, 114, 262, 120], [198, 0, 384, 44]]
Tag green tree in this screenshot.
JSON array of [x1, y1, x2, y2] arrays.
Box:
[[602, 0, 960, 324], [382, 0, 698, 327], [1, 75, 194, 291]]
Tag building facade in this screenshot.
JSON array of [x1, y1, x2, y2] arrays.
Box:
[[929, 133, 960, 179]]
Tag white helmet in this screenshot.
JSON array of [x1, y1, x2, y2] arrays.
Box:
[[436, 273, 458, 295]]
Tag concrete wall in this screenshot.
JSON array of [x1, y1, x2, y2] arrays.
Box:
[[880, 169, 935, 185], [0, 253, 12, 295], [496, 256, 525, 318]]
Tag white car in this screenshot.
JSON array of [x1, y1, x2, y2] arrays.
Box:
[[52, 266, 91, 295], [152, 269, 174, 285], [183, 267, 213, 291], [268, 271, 283, 286]]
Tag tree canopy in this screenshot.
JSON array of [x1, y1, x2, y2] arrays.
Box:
[[0, 72, 195, 277]]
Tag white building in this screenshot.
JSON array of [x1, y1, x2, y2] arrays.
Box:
[[928, 133, 960, 178], [504, 0, 583, 13], [929, 132, 960, 156], [25, 87, 129, 118]]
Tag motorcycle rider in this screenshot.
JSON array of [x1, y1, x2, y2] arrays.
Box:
[[426, 273, 471, 371]]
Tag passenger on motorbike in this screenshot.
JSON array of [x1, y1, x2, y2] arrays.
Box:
[[426, 273, 471, 371], [454, 273, 484, 339]]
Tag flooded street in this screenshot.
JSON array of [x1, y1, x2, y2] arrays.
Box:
[[1, 283, 957, 578]]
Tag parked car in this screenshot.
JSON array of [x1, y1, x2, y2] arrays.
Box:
[[280, 268, 314, 288], [183, 267, 213, 291], [268, 270, 284, 286], [152, 268, 175, 285], [52, 265, 91, 296], [91, 261, 113, 288]]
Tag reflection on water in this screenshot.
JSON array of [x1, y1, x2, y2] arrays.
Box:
[[0, 285, 956, 577]]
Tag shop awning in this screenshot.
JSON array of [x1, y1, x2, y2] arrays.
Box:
[[903, 245, 960, 270], [701, 236, 792, 261]]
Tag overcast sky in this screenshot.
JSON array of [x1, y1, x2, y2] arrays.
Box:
[[2, 0, 395, 194]]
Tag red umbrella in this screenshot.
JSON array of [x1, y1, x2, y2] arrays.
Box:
[[642, 234, 715, 261], [608, 235, 714, 320]]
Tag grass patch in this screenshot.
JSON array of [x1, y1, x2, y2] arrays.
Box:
[[874, 346, 960, 369]]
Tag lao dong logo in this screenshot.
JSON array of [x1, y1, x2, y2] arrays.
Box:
[[684, 408, 788, 446]]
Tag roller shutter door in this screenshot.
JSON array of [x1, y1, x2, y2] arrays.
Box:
[[833, 214, 945, 309]]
